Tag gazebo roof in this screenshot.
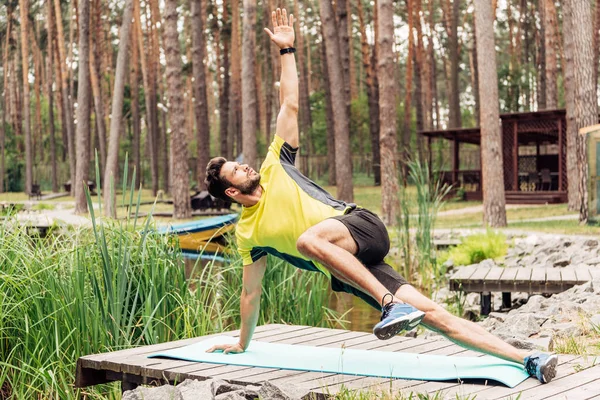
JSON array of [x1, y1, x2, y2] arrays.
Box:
[[419, 109, 567, 145]]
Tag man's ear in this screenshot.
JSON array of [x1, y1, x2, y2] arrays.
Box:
[[224, 187, 239, 198]]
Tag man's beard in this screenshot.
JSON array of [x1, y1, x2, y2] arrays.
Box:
[[233, 174, 261, 195]]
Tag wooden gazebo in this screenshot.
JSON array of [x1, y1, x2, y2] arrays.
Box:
[[420, 110, 567, 204]]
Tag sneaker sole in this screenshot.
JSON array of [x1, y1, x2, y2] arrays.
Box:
[[373, 310, 426, 340], [540, 354, 559, 383]]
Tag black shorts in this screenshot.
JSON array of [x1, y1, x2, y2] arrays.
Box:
[[329, 208, 409, 310]]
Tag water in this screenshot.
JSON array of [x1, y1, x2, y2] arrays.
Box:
[[328, 290, 381, 333]]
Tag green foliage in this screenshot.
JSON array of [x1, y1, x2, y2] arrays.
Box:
[[397, 160, 451, 292], [439, 231, 508, 267]]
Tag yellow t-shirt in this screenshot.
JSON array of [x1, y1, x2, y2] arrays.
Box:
[[236, 135, 355, 276]]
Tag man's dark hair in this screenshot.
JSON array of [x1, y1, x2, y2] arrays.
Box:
[[205, 157, 232, 201]]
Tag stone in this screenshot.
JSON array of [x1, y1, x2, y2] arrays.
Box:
[[493, 314, 541, 338], [211, 379, 246, 396], [179, 379, 214, 400], [590, 314, 600, 328], [553, 258, 571, 268], [488, 312, 507, 323], [257, 381, 310, 400], [584, 239, 599, 248], [214, 390, 252, 400], [584, 257, 600, 266], [551, 323, 583, 338], [122, 385, 183, 400]]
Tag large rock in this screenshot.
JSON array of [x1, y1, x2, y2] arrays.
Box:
[[179, 379, 214, 400], [257, 381, 310, 400], [123, 385, 183, 400], [211, 379, 246, 396]]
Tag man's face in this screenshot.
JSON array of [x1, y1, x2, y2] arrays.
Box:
[[220, 161, 261, 195]]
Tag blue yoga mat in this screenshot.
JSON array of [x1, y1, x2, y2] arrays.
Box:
[[149, 335, 529, 388]]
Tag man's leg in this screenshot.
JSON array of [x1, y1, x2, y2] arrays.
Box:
[[296, 218, 399, 307], [396, 284, 529, 363]]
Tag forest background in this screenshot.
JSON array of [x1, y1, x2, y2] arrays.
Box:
[[0, 0, 599, 225]]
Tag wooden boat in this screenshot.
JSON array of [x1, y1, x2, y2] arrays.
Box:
[[157, 214, 238, 255]]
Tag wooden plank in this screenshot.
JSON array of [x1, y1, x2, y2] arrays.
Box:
[[449, 266, 478, 291], [544, 377, 600, 400], [514, 363, 600, 400], [483, 267, 505, 291], [530, 268, 547, 292], [498, 268, 519, 289], [574, 267, 592, 282], [561, 268, 579, 287], [515, 268, 533, 292], [440, 355, 582, 399], [545, 268, 563, 293], [469, 267, 492, 282]]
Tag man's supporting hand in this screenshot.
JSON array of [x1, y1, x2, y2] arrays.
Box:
[[264, 8, 295, 49], [206, 342, 245, 354]]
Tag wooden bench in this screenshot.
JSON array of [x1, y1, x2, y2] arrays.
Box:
[[449, 266, 599, 315]]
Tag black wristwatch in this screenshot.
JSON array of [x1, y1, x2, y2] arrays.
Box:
[[280, 47, 296, 55]]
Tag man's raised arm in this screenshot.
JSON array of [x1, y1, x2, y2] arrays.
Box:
[[264, 8, 299, 148]]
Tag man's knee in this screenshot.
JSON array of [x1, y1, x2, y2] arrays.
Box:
[[296, 231, 320, 257]]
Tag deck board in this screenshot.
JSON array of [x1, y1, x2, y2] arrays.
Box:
[[75, 324, 599, 398]]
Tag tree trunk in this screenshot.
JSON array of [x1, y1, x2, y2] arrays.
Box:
[[33, 33, 42, 169], [378, 0, 399, 225], [403, 0, 414, 173], [294, 0, 313, 165], [47, 0, 58, 193], [543, 0, 558, 109], [536, 0, 547, 109], [74, 0, 91, 213], [563, 3, 578, 211], [470, 15, 480, 124], [219, 0, 231, 159], [348, 0, 358, 101], [53, 0, 76, 193], [90, 0, 107, 177], [336, 0, 352, 117], [130, 11, 141, 187], [230, 0, 242, 157], [475, 0, 506, 227], [595, 0, 600, 98], [320, 0, 353, 202], [241, 0, 257, 168], [104, 0, 134, 217], [191, 0, 211, 189], [565, 0, 597, 223], [149, 0, 161, 193], [413, 0, 425, 156], [163, 0, 191, 219], [321, 35, 336, 186], [358, 0, 380, 185], [448, 0, 461, 128], [19, 0, 33, 195]]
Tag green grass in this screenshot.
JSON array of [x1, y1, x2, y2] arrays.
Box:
[[438, 231, 508, 267]]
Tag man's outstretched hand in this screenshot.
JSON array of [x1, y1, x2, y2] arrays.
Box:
[[206, 342, 245, 354], [264, 7, 295, 49]]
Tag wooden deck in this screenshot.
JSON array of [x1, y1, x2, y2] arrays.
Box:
[[449, 266, 599, 294], [75, 324, 600, 399]]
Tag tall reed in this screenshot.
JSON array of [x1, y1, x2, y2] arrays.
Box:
[[396, 160, 451, 292], [0, 158, 337, 398]]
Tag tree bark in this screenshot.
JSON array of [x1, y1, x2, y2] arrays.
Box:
[[74, 0, 91, 213], [294, 0, 313, 168], [163, 0, 191, 219], [19, 0, 33, 195], [130, 9, 141, 187], [413, 0, 425, 156], [336, 0, 352, 118], [358, 0, 380, 185], [149, 0, 162, 193], [219, 0, 231, 158], [321, 34, 336, 186], [565, 0, 597, 223], [104, 0, 134, 217], [320, 0, 353, 202], [475, 0, 506, 227], [594, 0, 600, 98], [403, 0, 414, 174], [191, 0, 211, 189], [563, 2, 578, 211], [241, 0, 257, 168], [377, 0, 399, 225], [448, 0, 461, 128], [53, 0, 76, 193], [543, 0, 558, 109], [230, 0, 242, 157], [47, 0, 58, 193], [536, 0, 547, 109], [90, 0, 107, 177], [470, 14, 480, 124]]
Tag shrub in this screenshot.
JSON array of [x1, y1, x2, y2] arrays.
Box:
[[441, 231, 508, 267]]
